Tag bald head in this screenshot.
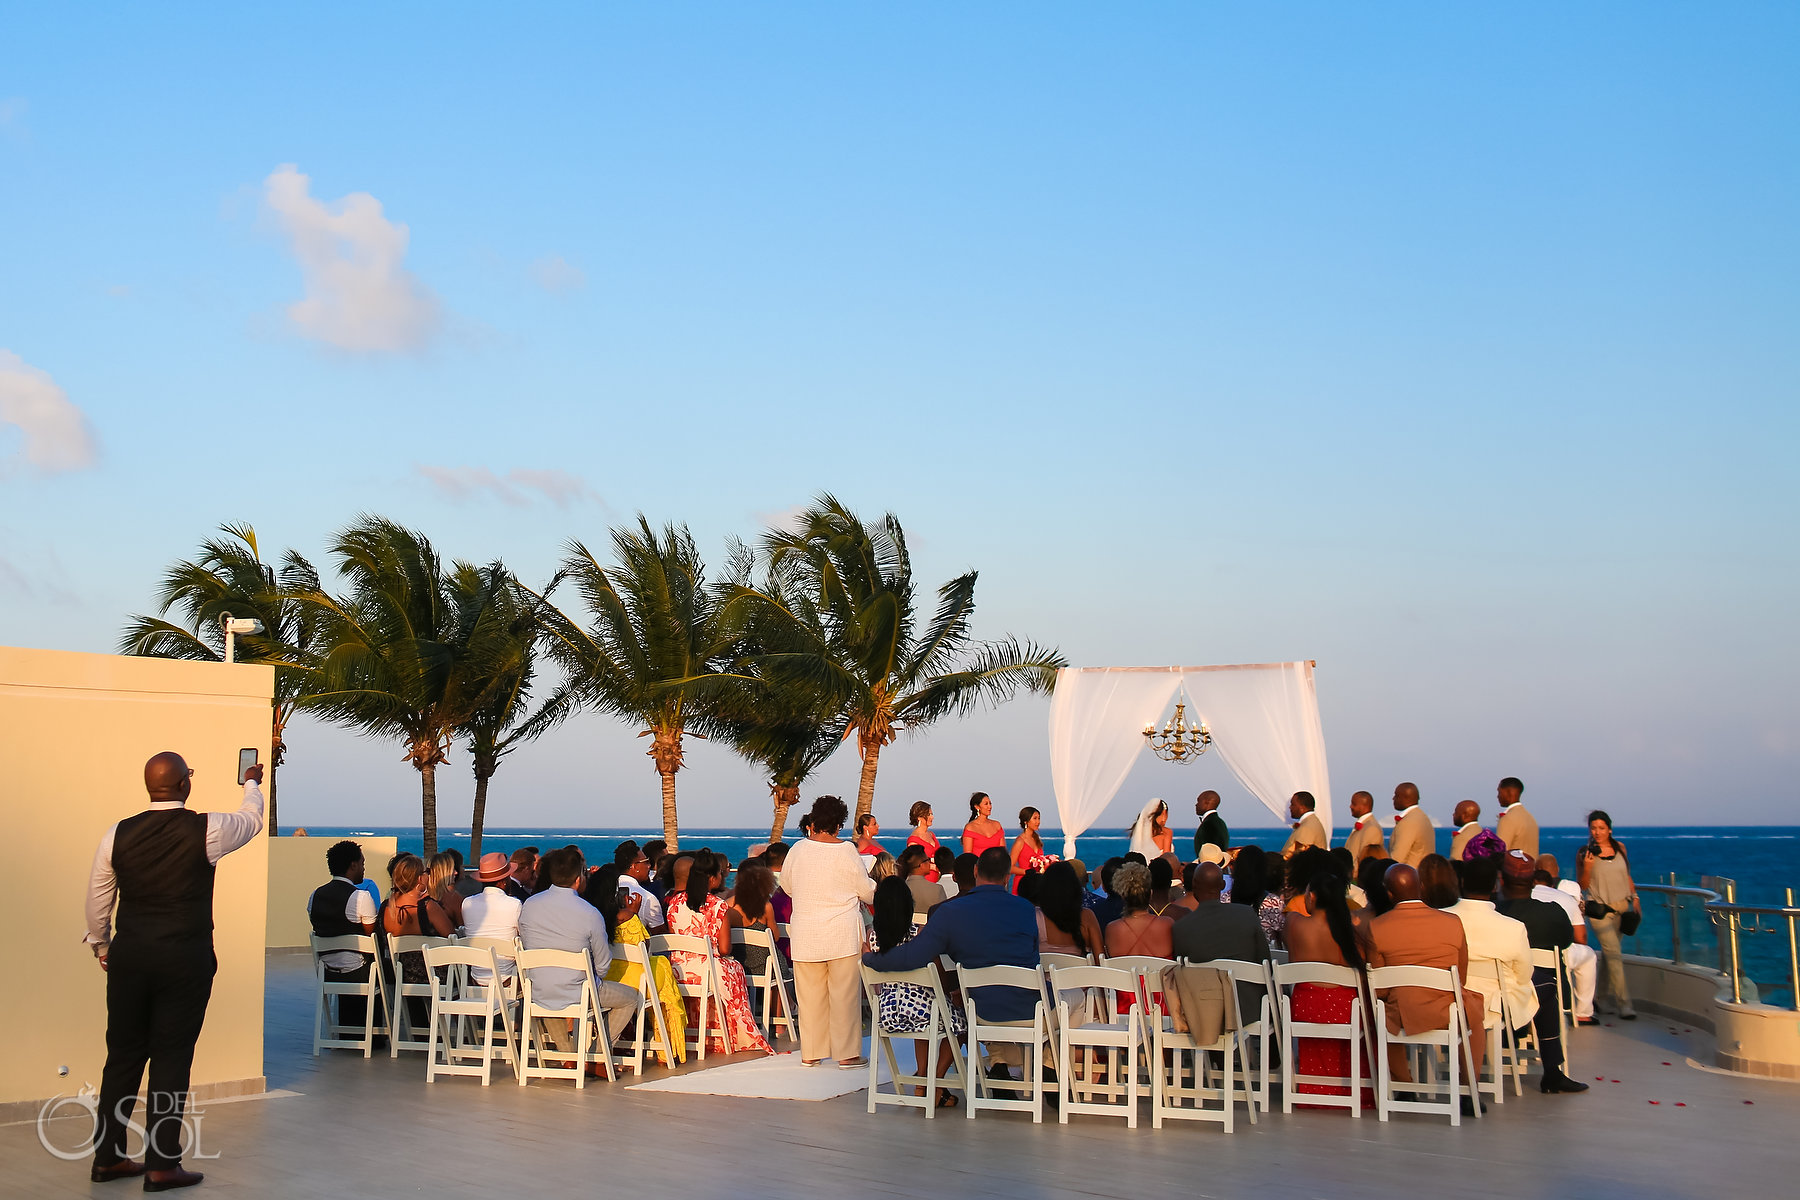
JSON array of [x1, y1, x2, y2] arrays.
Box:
[[1191, 862, 1225, 900], [1393, 782, 1419, 812], [1454, 800, 1480, 826], [1383, 863, 1421, 903], [1536, 853, 1561, 883], [144, 752, 193, 805], [1196, 791, 1220, 814], [1349, 791, 1373, 817]]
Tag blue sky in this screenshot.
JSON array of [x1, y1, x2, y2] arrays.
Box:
[[3, 4, 1796, 832]]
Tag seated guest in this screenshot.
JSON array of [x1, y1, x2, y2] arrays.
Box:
[[1170, 862, 1202, 919], [518, 848, 641, 1053], [641, 840, 669, 899], [309, 840, 378, 1029], [448, 847, 483, 899], [1257, 855, 1289, 948], [1170, 862, 1270, 1022], [867, 876, 965, 1106], [1035, 861, 1104, 962], [1090, 857, 1126, 927], [506, 847, 539, 900], [1369, 863, 1484, 1099], [1228, 844, 1269, 918], [864, 847, 1042, 1082], [426, 851, 465, 928], [729, 861, 779, 979], [932, 847, 959, 897], [1148, 856, 1179, 917], [1356, 856, 1396, 917], [1104, 862, 1174, 959], [381, 853, 455, 1027], [1496, 850, 1588, 1093], [1534, 853, 1599, 1025], [867, 850, 899, 886], [950, 852, 979, 902], [900, 845, 948, 914], [666, 852, 775, 1055], [1332, 848, 1365, 908], [598, 863, 687, 1063], [1284, 865, 1373, 1106], [1285, 848, 1332, 915], [1448, 856, 1538, 1040], [1449, 800, 1485, 861], [460, 852, 523, 986], [1419, 854, 1461, 909], [613, 840, 666, 931]]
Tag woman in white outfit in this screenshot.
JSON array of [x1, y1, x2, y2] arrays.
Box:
[[780, 795, 876, 1067], [1128, 797, 1173, 861]]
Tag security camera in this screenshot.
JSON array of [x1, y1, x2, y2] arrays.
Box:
[[222, 617, 264, 635]]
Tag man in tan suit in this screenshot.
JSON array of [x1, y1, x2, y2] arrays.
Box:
[[1342, 790, 1385, 863], [1390, 782, 1435, 867], [1495, 776, 1539, 858], [1281, 791, 1328, 857], [1449, 800, 1483, 861], [1369, 864, 1485, 1085]]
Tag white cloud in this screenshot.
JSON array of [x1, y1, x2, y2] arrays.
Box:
[[752, 504, 809, 533], [0, 350, 97, 474], [530, 254, 586, 294], [417, 465, 602, 509], [262, 164, 442, 353]]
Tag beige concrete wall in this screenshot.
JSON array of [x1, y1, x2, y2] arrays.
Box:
[[0, 646, 273, 1110], [267, 835, 397, 948]]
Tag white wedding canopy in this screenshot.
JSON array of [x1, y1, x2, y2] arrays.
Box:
[[1046, 661, 1332, 860]]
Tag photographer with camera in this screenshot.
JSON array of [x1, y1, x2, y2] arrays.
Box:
[[1576, 809, 1639, 1020]]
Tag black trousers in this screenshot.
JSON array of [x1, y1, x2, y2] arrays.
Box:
[[94, 945, 216, 1170], [1524, 965, 1564, 1072]]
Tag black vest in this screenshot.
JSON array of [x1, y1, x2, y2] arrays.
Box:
[[111, 807, 214, 954], [309, 878, 364, 938]]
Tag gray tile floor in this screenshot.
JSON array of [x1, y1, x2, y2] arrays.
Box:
[[4, 956, 1795, 1199]]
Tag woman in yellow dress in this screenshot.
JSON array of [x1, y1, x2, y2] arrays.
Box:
[[592, 865, 687, 1063]]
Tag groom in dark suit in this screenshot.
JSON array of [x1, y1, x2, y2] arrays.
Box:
[[1193, 791, 1229, 858]]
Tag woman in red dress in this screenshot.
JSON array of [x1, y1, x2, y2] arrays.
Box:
[[903, 801, 942, 881], [961, 791, 1006, 859], [1009, 806, 1047, 894], [666, 851, 775, 1056], [1283, 867, 1374, 1108]]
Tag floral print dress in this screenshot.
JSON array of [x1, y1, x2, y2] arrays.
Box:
[[667, 893, 774, 1056]]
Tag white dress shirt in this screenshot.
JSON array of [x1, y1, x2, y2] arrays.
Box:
[[621, 875, 663, 929], [1533, 882, 1584, 930], [1449, 897, 1539, 1026], [518, 885, 611, 1009], [461, 885, 524, 982], [780, 837, 876, 962], [307, 876, 379, 971], [85, 778, 265, 951]]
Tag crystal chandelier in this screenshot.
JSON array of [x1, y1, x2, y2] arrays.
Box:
[[1143, 702, 1212, 763]]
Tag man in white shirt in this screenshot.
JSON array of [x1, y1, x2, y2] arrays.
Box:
[[612, 840, 665, 931], [461, 852, 524, 985], [518, 849, 639, 1047], [84, 754, 265, 1190], [1448, 855, 1538, 1033], [1535, 853, 1598, 1023]]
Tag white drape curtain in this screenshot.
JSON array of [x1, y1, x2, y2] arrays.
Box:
[[1047, 662, 1332, 860]]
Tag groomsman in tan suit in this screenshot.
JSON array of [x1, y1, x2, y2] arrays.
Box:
[[1449, 800, 1483, 861], [1369, 864, 1484, 1081], [1495, 777, 1539, 858], [1281, 791, 1328, 857], [1342, 790, 1385, 863], [1390, 782, 1436, 867]]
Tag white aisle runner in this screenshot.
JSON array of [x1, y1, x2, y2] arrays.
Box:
[[627, 1046, 892, 1101]]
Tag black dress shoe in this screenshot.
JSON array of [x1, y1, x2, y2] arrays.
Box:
[[90, 1160, 146, 1183], [144, 1167, 204, 1192], [1460, 1096, 1488, 1116], [1577, 1017, 1600, 1027], [1541, 1071, 1591, 1094]]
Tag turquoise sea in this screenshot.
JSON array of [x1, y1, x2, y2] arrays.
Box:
[[296, 823, 1800, 1005]]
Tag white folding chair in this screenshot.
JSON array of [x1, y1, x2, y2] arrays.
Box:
[[860, 964, 968, 1118], [1188, 957, 1280, 1116], [1464, 957, 1528, 1101], [959, 964, 1052, 1123], [387, 934, 455, 1057], [1366, 964, 1483, 1126], [1151, 963, 1256, 1131], [515, 946, 615, 1087], [1100, 954, 1175, 1086], [1051, 964, 1141, 1127], [732, 927, 799, 1046], [647, 933, 726, 1060], [1274, 961, 1370, 1117], [1040, 951, 1093, 972], [310, 934, 384, 1058], [422, 943, 516, 1085], [609, 940, 676, 1074]]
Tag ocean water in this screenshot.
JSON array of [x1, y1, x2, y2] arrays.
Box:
[[295, 823, 1800, 1005]]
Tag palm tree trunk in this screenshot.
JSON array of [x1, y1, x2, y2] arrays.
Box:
[[855, 741, 882, 822], [268, 719, 285, 837], [470, 769, 491, 861], [660, 766, 679, 851], [769, 783, 799, 842], [420, 759, 439, 858]]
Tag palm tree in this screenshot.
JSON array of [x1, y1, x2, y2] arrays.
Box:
[[455, 569, 567, 861], [754, 495, 1066, 821], [296, 517, 515, 858], [120, 523, 326, 833]]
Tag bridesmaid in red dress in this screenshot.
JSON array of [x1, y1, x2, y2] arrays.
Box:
[[1009, 806, 1047, 894], [1284, 869, 1375, 1109], [903, 801, 942, 881], [961, 791, 1006, 860]]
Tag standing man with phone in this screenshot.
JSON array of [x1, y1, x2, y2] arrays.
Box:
[[84, 751, 265, 1191]]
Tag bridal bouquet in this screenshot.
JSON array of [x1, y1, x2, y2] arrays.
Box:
[[1026, 853, 1061, 873]]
